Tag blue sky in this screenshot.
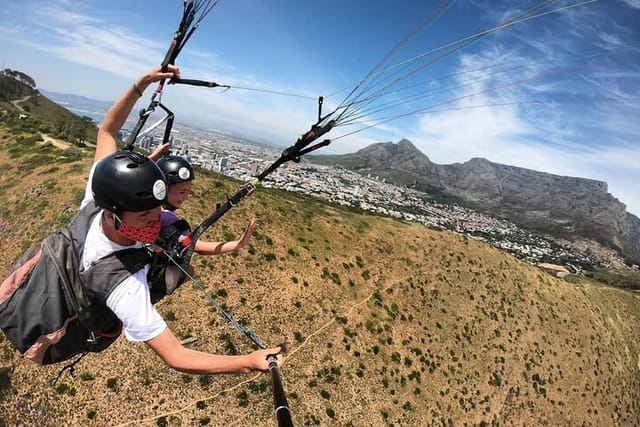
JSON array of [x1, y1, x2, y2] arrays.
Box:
[[1, 0, 639, 215]]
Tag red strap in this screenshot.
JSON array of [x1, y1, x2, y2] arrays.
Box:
[[99, 320, 123, 338]]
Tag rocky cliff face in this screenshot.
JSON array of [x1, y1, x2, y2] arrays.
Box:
[[312, 139, 640, 263]]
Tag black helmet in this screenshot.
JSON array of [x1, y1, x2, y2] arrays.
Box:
[[156, 155, 195, 185], [92, 151, 167, 213]]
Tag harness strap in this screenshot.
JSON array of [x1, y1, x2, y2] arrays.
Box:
[[157, 219, 191, 249], [50, 351, 89, 386]]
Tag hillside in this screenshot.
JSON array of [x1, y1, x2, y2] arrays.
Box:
[[311, 139, 640, 266], [1, 124, 640, 426], [0, 72, 98, 146]]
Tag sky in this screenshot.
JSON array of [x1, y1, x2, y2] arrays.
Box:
[[1, 0, 639, 215]]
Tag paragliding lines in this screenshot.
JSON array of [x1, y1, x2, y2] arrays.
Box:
[[284, 0, 604, 149], [123, 0, 221, 151]]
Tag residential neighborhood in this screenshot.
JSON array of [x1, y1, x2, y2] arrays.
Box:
[[128, 123, 612, 272]]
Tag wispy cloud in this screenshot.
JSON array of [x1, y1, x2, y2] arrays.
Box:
[[621, 0, 640, 9], [0, 2, 161, 79]]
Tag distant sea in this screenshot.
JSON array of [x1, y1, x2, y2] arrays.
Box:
[[68, 108, 105, 125]]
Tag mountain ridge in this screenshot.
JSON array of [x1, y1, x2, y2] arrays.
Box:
[[312, 139, 640, 264]]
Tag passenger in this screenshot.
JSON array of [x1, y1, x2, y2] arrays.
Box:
[[149, 146, 256, 258]]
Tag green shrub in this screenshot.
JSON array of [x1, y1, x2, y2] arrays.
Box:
[[80, 372, 94, 381], [0, 367, 11, 392], [237, 390, 249, 407], [106, 378, 118, 391]]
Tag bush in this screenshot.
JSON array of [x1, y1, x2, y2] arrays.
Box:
[[237, 390, 249, 407], [80, 372, 94, 381], [488, 372, 502, 387], [106, 378, 118, 391], [0, 367, 11, 392]]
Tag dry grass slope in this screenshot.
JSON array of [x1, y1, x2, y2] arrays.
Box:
[[0, 126, 639, 426]]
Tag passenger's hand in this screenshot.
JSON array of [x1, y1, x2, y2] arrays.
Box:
[[149, 143, 171, 161], [238, 218, 256, 249]]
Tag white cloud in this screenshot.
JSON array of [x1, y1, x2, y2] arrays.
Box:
[[621, 0, 640, 9]]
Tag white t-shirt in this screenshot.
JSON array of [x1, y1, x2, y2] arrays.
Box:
[[80, 162, 167, 342]]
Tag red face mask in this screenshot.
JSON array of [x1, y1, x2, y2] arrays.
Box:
[[116, 217, 161, 244]]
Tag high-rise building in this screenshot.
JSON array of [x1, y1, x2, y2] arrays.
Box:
[[218, 157, 228, 174]]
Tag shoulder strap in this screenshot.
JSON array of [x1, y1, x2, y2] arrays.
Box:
[[81, 248, 152, 305], [52, 202, 103, 317], [67, 202, 102, 257]]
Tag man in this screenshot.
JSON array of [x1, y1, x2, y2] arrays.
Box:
[[82, 65, 282, 374]]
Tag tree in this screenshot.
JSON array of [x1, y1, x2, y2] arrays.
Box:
[[1, 68, 36, 88], [73, 116, 95, 145]]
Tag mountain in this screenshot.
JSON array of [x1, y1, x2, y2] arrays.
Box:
[[312, 139, 640, 264]]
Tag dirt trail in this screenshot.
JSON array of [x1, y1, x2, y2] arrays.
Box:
[[40, 134, 72, 150], [10, 95, 30, 111]]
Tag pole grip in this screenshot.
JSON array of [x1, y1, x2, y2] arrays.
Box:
[[267, 355, 294, 427]]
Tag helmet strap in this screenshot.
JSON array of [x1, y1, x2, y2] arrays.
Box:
[[111, 213, 123, 231]]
